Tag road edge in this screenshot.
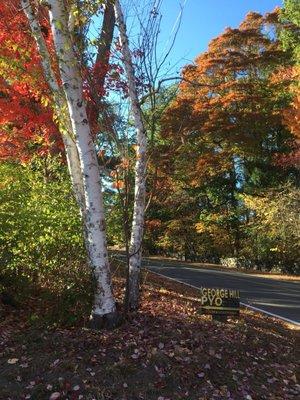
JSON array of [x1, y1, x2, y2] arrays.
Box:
[[144, 267, 300, 327]]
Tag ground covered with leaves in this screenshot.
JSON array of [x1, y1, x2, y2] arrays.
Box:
[[0, 269, 299, 400]]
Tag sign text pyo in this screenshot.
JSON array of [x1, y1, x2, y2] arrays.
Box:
[[200, 287, 240, 319]]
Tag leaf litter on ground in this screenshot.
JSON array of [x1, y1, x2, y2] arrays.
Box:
[[0, 268, 299, 400]]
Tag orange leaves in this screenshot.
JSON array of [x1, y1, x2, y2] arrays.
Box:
[[145, 219, 162, 230], [238, 11, 264, 30], [97, 149, 105, 158], [162, 6, 296, 165], [189, 153, 231, 187], [112, 180, 125, 190], [212, 91, 248, 108], [119, 157, 130, 169], [0, 0, 62, 162], [282, 66, 300, 139], [270, 66, 295, 84], [109, 156, 131, 191]]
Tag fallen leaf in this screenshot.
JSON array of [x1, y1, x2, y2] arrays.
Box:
[[7, 358, 19, 364], [51, 359, 60, 367], [209, 348, 215, 356], [49, 393, 60, 400]]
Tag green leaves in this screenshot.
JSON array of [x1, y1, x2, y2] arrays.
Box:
[[280, 0, 300, 63], [0, 158, 85, 283]]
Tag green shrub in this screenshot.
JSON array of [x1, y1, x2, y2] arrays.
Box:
[[0, 158, 92, 324]]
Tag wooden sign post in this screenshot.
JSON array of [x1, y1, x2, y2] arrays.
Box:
[[200, 287, 240, 321]]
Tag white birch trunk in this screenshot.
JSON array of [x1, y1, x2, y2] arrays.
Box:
[[48, 0, 116, 321], [114, 0, 148, 310], [21, 0, 85, 215], [23, 0, 117, 324]]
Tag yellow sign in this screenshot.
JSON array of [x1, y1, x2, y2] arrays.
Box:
[[200, 287, 240, 315]]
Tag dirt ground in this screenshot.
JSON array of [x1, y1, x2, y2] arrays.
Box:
[[0, 270, 299, 400]]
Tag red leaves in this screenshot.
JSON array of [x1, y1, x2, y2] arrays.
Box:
[[0, 1, 62, 162], [0, 80, 60, 161]]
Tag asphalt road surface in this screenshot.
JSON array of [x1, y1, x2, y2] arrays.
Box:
[[142, 258, 300, 324]]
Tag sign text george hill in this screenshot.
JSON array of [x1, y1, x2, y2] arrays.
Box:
[[200, 287, 240, 316]]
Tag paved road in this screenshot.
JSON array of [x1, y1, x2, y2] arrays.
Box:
[[142, 258, 300, 324]]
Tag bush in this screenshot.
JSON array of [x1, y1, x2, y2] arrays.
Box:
[[0, 158, 92, 323]]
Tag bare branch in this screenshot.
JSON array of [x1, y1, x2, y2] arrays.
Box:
[[140, 76, 216, 104]]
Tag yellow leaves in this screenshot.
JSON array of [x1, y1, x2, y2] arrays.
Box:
[[11, 43, 19, 52], [131, 144, 143, 160], [53, 104, 71, 136], [0, 175, 14, 190], [71, 7, 79, 18], [243, 194, 277, 231], [242, 193, 266, 212], [54, 20, 63, 31], [40, 95, 50, 108], [195, 218, 232, 252], [195, 222, 206, 233], [33, 135, 45, 145], [270, 247, 279, 252], [70, 6, 88, 29], [52, 111, 61, 126], [195, 215, 221, 234]]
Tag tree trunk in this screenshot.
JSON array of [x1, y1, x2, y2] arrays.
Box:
[[23, 0, 118, 327], [48, 0, 118, 325], [21, 0, 85, 216], [114, 0, 148, 311]]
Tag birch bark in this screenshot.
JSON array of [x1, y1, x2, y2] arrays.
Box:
[[21, 0, 85, 215], [22, 0, 117, 325], [114, 0, 148, 310]]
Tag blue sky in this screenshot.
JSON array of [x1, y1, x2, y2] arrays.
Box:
[[157, 0, 283, 74]]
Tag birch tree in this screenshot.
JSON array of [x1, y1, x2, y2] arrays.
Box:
[[21, 0, 118, 328], [21, 0, 85, 215], [113, 0, 185, 310], [114, 0, 148, 310]]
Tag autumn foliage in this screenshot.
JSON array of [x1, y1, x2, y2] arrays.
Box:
[[143, 10, 299, 271], [0, 1, 63, 162], [0, 0, 122, 164]]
